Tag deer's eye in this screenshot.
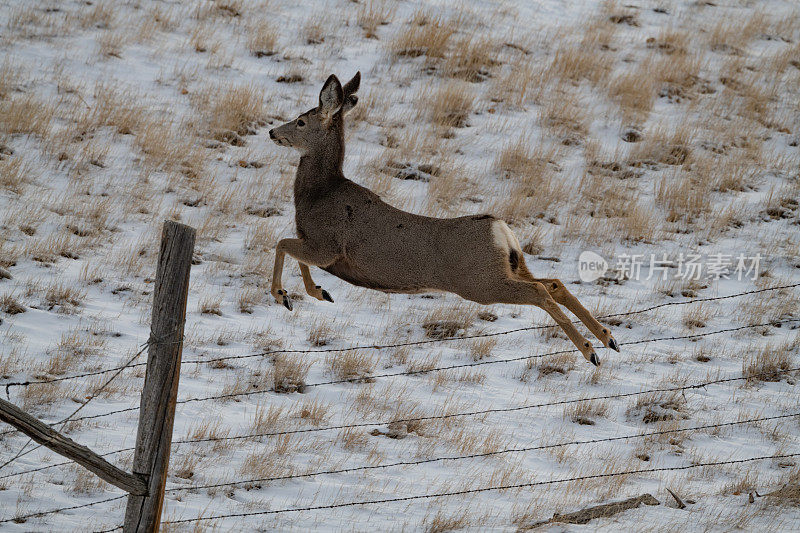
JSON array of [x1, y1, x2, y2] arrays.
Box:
[[297, 119, 305, 127]]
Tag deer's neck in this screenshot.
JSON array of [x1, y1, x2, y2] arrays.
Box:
[[295, 138, 345, 200]]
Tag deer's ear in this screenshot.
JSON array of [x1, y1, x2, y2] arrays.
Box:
[[319, 74, 343, 116], [340, 95, 358, 116], [342, 71, 360, 97]]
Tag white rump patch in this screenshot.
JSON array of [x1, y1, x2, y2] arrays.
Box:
[[491, 220, 522, 254]]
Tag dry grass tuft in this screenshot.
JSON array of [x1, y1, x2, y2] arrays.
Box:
[[302, 13, 327, 45], [0, 156, 36, 195], [564, 399, 609, 425], [628, 391, 687, 424], [247, 21, 277, 57], [541, 89, 588, 146], [608, 60, 658, 124], [308, 319, 335, 347], [294, 398, 330, 425], [325, 350, 374, 382], [743, 338, 797, 383], [682, 304, 716, 329], [424, 81, 475, 129], [422, 304, 476, 339], [647, 29, 689, 56], [424, 508, 470, 533], [135, 116, 199, 172], [195, 83, 265, 144], [469, 337, 496, 360], [0, 94, 55, 138], [522, 350, 575, 380], [250, 403, 283, 433], [0, 293, 26, 315], [357, 0, 393, 39], [390, 10, 456, 60], [547, 24, 613, 86], [273, 354, 311, 393], [443, 35, 499, 82], [198, 295, 222, 316], [44, 283, 85, 313]]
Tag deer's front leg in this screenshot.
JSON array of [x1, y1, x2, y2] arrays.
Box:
[[271, 238, 336, 311]]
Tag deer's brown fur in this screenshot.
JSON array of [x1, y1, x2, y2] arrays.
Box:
[[268, 73, 618, 365]]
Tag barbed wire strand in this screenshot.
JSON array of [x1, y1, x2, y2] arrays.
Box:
[[180, 282, 800, 367], [24, 451, 800, 530], [0, 494, 126, 525], [31, 318, 800, 430], [172, 364, 800, 444], [164, 412, 800, 492], [162, 452, 800, 524], [0, 447, 135, 481], [4, 282, 797, 390], [5, 364, 797, 483], [98, 318, 800, 423]]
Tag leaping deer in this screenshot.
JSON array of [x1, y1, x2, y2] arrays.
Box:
[[268, 73, 619, 366]]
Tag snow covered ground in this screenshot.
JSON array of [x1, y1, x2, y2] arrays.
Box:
[[0, 0, 799, 531]]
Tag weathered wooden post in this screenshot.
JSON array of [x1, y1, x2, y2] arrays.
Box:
[[123, 221, 195, 533]]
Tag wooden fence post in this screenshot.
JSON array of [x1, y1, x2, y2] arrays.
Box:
[[123, 221, 195, 533]]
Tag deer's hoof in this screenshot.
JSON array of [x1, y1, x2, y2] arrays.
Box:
[[275, 289, 293, 311], [321, 289, 334, 303], [589, 353, 600, 367], [608, 337, 620, 352]]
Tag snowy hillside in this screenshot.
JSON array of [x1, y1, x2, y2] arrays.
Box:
[[0, 0, 799, 531]]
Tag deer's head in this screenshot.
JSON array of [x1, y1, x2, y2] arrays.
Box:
[[269, 72, 360, 153]]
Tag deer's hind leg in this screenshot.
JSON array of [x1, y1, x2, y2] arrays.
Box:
[[514, 265, 618, 352], [489, 279, 601, 366], [271, 238, 337, 311], [299, 262, 334, 303]]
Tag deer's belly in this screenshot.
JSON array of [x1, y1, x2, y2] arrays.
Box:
[[322, 258, 431, 294]]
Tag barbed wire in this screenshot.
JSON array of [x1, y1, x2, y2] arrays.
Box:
[[5, 364, 796, 483], [0, 342, 150, 471], [9, 448, 798, 528], [154, 317, 800, 409], [163, 412, 800, 493], [0, 494, 126, 525], [171, 364, 800, 444], [3, 282, 797, 391], [162, 452, 800, 524], [0, 289, 796, 496], [0, 447, 134, 481], [29, 318, 799, 429], [179, 282, 800, 367]]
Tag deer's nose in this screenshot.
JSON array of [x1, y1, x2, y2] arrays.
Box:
[[269, 129, 276, 139]]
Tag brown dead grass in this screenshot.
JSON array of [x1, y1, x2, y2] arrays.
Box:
[[273, 354, 311, 393], [424, 81, 475, 129], [357, 0, 393, 39], [0, 94, 55, 138], [743, 337, 797, 383], [390, 10, 456, 60], [443, 34, 500, 82], [247, 21, 277, 57], [196, 83, 265, 142]]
